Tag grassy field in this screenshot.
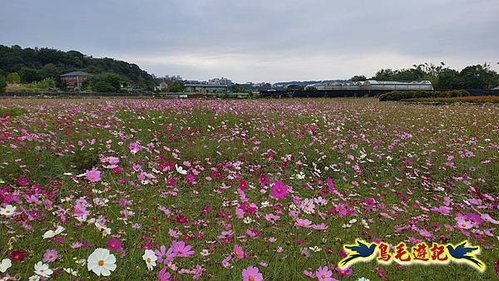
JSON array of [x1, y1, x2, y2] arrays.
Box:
[[0, 98, 497, 281]]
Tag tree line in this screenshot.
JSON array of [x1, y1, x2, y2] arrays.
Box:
[[351, 62, 499, 90]]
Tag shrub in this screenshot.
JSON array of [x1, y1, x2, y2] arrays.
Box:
[[379, 90, 435, 101], [379, 89, 470, 101], [439, 89, 469, 98]]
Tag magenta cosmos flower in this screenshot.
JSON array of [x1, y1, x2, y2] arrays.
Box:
[[85, 168, 102, 183], [107, 238, 121, 252], [242, 266, 263, 281], [271, 181, 288, 200]]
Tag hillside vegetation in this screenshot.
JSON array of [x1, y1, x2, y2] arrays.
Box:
[[0, 45, 155, 91]]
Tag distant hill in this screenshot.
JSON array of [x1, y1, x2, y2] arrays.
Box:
[[0, 44, 155, 90]]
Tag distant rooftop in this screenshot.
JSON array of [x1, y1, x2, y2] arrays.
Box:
[[60, 71, 91, 77], [185, 83, 229, 88], [365, 80, 432, 85]]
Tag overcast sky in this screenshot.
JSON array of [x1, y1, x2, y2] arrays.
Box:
[[1, 0, 498, 82]]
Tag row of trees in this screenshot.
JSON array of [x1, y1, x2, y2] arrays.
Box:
[[351, 63, 499, 90], [0, 45, 156, 91]]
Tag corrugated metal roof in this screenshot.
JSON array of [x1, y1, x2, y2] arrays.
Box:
[[60, 71, 91, 77]]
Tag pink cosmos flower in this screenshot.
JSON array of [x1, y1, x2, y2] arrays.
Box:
[[85, 167, 101, 183], [168, 229, 181, 239], [74, 203, 89, 219], [456, 218, 475, 230], [246, 229, 260, 238], [312, 223, 328, 230], [42, 249, 58, 263], [315, 266, 334, 281], [128, 141, 142, 154], [242, 266, 263, 281], [295, 218, 313, 228], [259, 174, 268, 187], [221, 255, 232, 268], [155, 245, 170, 265], [171, 240, 194, 258], [335, 265, 352, 277], [233, 245, 244, 259], [17, 176, 29, 186], [158, 268, 171, 281], [271, 181, 288, 200], [326, 178, 335, 194], [481, 213, 499, 225], [431, 206, 452, 216]]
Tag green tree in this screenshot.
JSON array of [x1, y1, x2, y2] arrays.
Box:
[[88, 72, 129, 92], [350, 75, 367, 82], [40, 63, 59, 79], [0, 76, 6, 93], [93, 80, 116, 92], [18, 67, 41, 83], [372, 69, 395, 80], [168, 80, 185, 92], [436, 68, 460, 90], [286, 84, 304, 91], [231, 84, 252, 93], [6, 72, 21, 84], [459, 64, 498, 89]]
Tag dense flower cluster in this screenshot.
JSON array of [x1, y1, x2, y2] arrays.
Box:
[[0, 99, 497, 280]]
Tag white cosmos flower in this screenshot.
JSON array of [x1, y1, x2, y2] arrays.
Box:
[[142, 249, 157, 271], [63, 267, 79, 276], [0, 258, 12, 273], [0, 205, 16, 217], [42, 225, 65, 239], [87, 248, 116, 276], [34, 261, 53, 277], [175, 164, 187, 175], [28, 276, 40, 281]]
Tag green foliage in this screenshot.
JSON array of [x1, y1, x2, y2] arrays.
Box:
[[6, 72, 21, 84], [231, 84, 252, 93], [93, 81, 117, 92], [435, 68, 460, 90], [86, 72, 129, 92], [373, 62, 499, 90], [18, 67, 42, 83], [285, 84, 304, 91], [168, 80, 185, 92], [379, 89, 470, 101], [0, 76, 6, 93], [438, 89, 469, 98], [459, 64, 498, 89], [5, 78, 57, 93], [0, 44, 155, 90], [350, 75, 367, 82]]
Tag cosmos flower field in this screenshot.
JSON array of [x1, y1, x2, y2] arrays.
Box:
[[0, 98, 497, 280]]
